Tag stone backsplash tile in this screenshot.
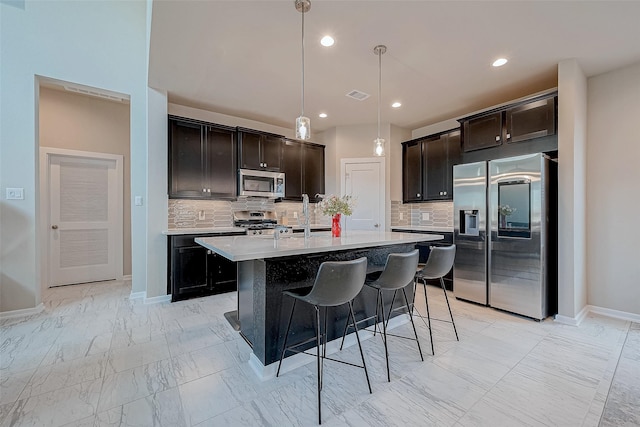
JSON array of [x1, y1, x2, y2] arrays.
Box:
[[391, 200, 453, 228]]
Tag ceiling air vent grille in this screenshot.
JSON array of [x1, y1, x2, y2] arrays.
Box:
[[63, 85, 129, 103], [346, 90, 370, 101]]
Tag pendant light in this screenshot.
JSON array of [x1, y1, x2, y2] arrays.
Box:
[[295, 0, 311, 140], [373, 45, 387, 156]]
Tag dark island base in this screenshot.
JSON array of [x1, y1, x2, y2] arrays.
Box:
[[238, 243, 417, 366]]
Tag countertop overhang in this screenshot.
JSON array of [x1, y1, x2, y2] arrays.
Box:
[[196, 230, 444, 262]]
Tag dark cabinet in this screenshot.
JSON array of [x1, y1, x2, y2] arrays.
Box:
[[169, 117, 236, 199], [402, 140, 423, 202], [461, 94, 557, 153], [462, 112, 502, 152], [168, 234, 242, 302], [281, 140, 325, 202], [402, 129, 459, 202], [505, 97, 556, 143], [238, 129, 283, 171]]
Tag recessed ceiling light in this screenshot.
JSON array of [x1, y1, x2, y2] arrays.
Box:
[[319, 113, 327, 118], [320, 36, 334, 47], [391, 102, 402, 108], [492, 58, 508, 67]]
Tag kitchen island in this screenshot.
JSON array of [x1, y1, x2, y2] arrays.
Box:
[[196, 231, 443, 376]]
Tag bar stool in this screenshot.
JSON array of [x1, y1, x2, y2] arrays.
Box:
[[341, 249, 422, 382], [276, 257, 371, 425], [414, 244, 459, 356]]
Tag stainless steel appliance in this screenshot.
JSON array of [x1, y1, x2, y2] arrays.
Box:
[[453, 153, 557, 319], [238, 169, 285, 198], [233, 210, 292, 236]]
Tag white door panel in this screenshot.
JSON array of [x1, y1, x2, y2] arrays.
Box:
[[342, 158, 385, 231]]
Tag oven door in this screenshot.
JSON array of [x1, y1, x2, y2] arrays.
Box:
[[238, 169, 285, 198]]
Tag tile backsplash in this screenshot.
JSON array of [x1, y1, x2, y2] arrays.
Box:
[[168, 199, 328, 229], [390, 200, 453, 228]]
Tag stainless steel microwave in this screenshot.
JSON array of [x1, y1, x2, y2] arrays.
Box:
[[238, 169, 285, 198]]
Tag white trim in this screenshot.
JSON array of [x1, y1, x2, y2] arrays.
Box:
[[340, 156, 386, 231], [249, 314, 409, 380], [129, 291, 145, 300], [39, 147, 124, 289], [554, 304, 590, 326], [144, 294, 171, 305], [588, 305, 640, 323], [122, 275, 132, 281], [0, 303, 45, 320]]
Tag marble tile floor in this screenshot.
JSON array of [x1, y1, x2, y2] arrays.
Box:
[[0, 279, 637, 427]]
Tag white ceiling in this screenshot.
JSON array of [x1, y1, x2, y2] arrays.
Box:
[[149, 1, 640, 134]]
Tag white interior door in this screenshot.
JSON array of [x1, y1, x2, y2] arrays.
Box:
[[47, 151, 122, 286], [341, 158, 385, 231]]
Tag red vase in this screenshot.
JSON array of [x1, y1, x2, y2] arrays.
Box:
[[331, 214, 342, 237]]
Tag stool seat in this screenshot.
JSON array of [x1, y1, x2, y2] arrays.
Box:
[[414, 245, 459, 355], [277, 257, 371, 425]]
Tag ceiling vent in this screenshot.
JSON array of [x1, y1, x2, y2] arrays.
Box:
[[63, 85, 129, 103], [346, 90, 370, 101]]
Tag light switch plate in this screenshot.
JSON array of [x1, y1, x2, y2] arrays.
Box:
[[422, 212, 430, 221], [399, 212, 404, 220], [134, 196, 143, 206], [6, 188, 24, 200], [293, 211, 298, 219]]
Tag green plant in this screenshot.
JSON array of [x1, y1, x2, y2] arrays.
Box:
[[316, 194, 356, 216]]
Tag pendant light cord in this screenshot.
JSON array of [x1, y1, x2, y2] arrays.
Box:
[[377, 48, 381, 139], [301, 6, 305, 117]]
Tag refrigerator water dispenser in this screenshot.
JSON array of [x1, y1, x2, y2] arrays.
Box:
[[460, 210, 479, 236]]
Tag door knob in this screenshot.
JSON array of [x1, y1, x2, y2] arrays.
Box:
[[374, 224, 379, 228], [51, 225, 58, 229]]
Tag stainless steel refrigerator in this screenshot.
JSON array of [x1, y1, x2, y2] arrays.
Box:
[[453, 153, 557, 320]]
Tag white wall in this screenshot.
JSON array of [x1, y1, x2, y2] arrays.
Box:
[[557, 59, 588, 320], [0, 1, 149, 311], [586, 62, 640, 316]]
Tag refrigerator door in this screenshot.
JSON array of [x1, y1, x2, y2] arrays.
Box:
[[453, 161, 487, 305], [489, 153, 548, 319]]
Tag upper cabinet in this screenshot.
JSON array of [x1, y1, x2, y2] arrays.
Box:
[[169, 117, 237, 199], [402, 129, 460, 203], [460, 93, 557, 154], [281, 139, 325, 202], [238, 128, 283, 171]]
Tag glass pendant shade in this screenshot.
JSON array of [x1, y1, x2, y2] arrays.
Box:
[[296, 116, 311, 140], [373, 137, 385, 156]]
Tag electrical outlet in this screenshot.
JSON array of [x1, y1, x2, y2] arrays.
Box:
[[399, 212, 404, 220], [293, 211, 298, 219], [6, 188, 24, 200], [199, 210, 206, 220], [422, 212, 430, 221]]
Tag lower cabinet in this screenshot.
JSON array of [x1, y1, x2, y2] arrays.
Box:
[[168, 234, 242, 302]]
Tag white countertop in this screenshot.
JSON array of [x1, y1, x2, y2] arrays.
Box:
[[163, 227, 246, 236], [391, 226, 453, 233], [195, 230, 444, 262]]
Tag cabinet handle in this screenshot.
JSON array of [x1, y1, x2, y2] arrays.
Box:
[[417, 193, 421, 197], [207, 189, 211, 193], [203, 188, 206, 192], [444, 191, 447, 195], [495, 135, 501, 142], [506, 133, 511, 140]]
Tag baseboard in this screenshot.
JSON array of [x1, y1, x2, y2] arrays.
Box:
[[554, 304, 590, 326], [122, 275, 132, 281], [588, 305, 640, 323], [129, 291, 145, 300], [0, 303, 44, 320], [144, 294, 171, 305]]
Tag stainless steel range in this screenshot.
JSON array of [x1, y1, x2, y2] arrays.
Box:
[[233, 210, 292, 236]]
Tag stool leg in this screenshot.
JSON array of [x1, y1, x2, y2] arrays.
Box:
[[422, 279, 435, 356], [277, 298, 297, 377], [378, 290, 391, 382], [402, 287, 424, 362], [384, 289, 398, 330], [373, 290, 381, 337], [315, 305, 322, 424], [348, 301, 372, 394], [441, 277, 459, 341], [339, 307, 350, 350]]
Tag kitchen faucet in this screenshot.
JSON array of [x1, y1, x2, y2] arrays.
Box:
[[302, 193, 311, 239]]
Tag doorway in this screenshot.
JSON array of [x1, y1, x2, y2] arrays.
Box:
[[340, 157, 386, 231], [41, 148, 123, 286]]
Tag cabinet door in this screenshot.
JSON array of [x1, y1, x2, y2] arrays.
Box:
[[171, 245, 210, 301], [445, 131, 461, 197], [424, 135, 447, 200], [402, 140, 423, 202], [506, 97, 556, 143], [281, 140, 303, 200], [303, 144, 325, 202], [261, 135, 283, 171], [169, 120, 206, 198], [239, 132, 262, 170], [206, 126, 237, 198], [462, 112, 503, 152], [210, 254, 237, 293]]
